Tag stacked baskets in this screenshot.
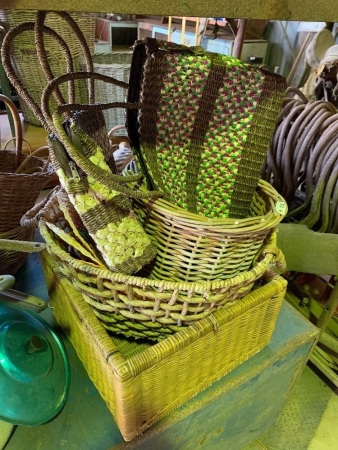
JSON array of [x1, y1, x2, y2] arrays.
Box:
[[23, 177, 287, 341], [42, 248, 287, 440], [2, 11, 290, 439]]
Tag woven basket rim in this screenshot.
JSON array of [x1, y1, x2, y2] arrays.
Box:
[[39, 216, 277, 293], [136, 179, 287, 233]]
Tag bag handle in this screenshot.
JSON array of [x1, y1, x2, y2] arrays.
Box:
[[1, 12, 94, 133], [34, 11, 95, 106], [52, 110, 163, 199], [0, 94, 23, 170], [41, 70, 130, 123], [40, 71, 162, 198], [1, 21, 72, 132]]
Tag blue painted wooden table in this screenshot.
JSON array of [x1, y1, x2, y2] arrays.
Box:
[[4, 253, 319, 450]]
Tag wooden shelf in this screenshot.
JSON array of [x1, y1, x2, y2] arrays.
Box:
[[0, 0, 336, 22]]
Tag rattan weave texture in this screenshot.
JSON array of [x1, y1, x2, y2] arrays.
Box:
[[81, 52, 133, 134], [134, 179, 287, 282], [35, 190, 285, 340], [0, 94, 51, 234], [42, 249, 287, 441]]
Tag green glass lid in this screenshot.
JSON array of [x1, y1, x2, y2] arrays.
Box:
[[0, 303, 70, 425]]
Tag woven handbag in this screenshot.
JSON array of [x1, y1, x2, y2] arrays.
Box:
[[126, 38, 287, 219], [39, 69, 164, 274], [2, 12, 161, 275]]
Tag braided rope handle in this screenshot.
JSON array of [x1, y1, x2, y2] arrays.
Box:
[[34, 11, 95, 106], [2, 21, 68, 132], [1, 12, 95, 131], [52, 108, 162, 200], [41, 70, 130, 123]]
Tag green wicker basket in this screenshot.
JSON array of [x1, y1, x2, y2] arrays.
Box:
[[134, 179, 287, 282], [41, 248, 287, 441]]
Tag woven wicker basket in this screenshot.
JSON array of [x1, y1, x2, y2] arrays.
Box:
[[0, 94, 51, 233], [0, 10, 95, 126], [41, 249, 287, 441], [80, 52, 133, 135], [31, 190, 285, 341], [134, 179, 287, 282]]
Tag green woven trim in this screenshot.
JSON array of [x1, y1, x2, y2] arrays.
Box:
[[69, 122, 100, 158], [228, 72, 286, 218], [114, 242, 157, 275], [67, 176, 89, 195]]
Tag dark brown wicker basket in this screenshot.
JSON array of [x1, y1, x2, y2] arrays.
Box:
[[0, 94, 51, 233]]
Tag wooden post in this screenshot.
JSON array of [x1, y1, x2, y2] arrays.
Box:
[[167, 16, 172, 42], [232, 18, 247, 59]]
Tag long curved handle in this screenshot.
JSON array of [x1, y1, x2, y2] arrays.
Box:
[[34, 11, 94, 106], [1, 21, 75, 132], [41, 70, 130, 125]]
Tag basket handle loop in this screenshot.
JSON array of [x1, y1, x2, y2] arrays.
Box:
[[41, 71, 131, 126], [20, 186, 59, 229], [34, 11, 95, 106], [1, 21, 79, 132], [1, 22, 57, 132], [51, 110, 162, 200], [260, 231, 286, 272], [15, 146, 51, 175], [0, 94, 23, 169]]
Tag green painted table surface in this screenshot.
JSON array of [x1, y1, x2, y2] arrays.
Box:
[[4, 253, 318, 450]]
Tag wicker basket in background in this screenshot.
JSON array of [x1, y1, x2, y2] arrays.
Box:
[[0, 224, 35, 275], [0, 10, 95, 126], [0, 94, 51, 233], [81, 51, 133, 135], [0, 94, 51, 274]]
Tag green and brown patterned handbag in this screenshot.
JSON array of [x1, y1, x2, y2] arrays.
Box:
[[127, 38, 287, 219]]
